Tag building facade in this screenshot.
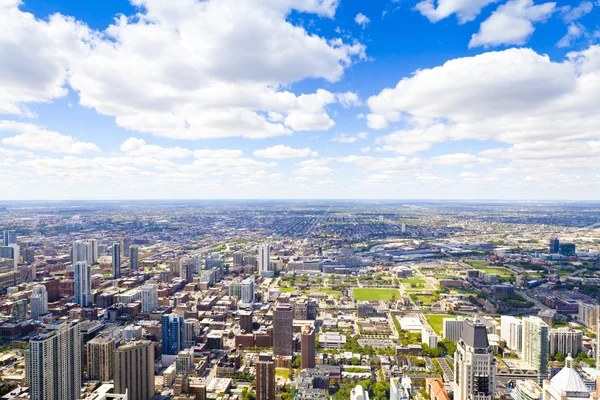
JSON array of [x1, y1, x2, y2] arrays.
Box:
[[453, 323, 495, 400]]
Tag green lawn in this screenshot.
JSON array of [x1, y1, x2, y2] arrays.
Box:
[[425, 314, 455, 334], [275, 368, 291, 379], [481, 267, 514, 277], [464, 260, 490, 268], [316, 289, 342, 296], [414, 295, 435, 304], [353, 288, 399, 301], [280, 287, 295, 292], [400, 278, 426, 285]]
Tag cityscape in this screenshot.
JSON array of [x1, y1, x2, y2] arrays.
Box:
[[0, 201, 599, 399], [2, 0, 600, 399]]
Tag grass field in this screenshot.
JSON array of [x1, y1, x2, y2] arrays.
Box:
[[353, 288, 399, 301], [275, 369, 291, 379], [400, 278, 426, 285], [413, 295, 436, 304], [278, 287, 341, 296], [425, 314, 455, 334], [464, 260, 490, 268], [481, 267, 514, 277], [280, 287, 295, 292]]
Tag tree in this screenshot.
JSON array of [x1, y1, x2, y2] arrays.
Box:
[[555, 352, 565, 362], [351, 357, 361, 366]]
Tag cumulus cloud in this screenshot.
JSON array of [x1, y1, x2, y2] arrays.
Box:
[[557, 23, 586, 48], [0, 121, 100, 154], [367, 46, 600, 154], [194, 149, 244, 159], [560, 1, 594, 23], [414, 0, 499, 23], [254, 145, 317, 159], [331, 132, 368, 143], [354, 13, 370, 28], [469, 0, 556, 48], [293, 159, 332, 175], [120, 137, 192, 159]]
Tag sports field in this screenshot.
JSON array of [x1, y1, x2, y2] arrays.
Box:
[[353, 288, 399, 301]]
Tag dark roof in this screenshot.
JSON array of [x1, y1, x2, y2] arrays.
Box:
[[461, 323, 489, 349]]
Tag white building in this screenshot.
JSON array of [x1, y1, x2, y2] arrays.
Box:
[[443, 317, 467, 342], [74, 261, 92, 307], [350, 385, 370, 400], [522, 316, 549, 385], [578, 302, 599, 329], [549, 327, 583, 356], [453, 323, 495, 400], [240, 276, 255, 304], [72, 240, 87, 264], [258, 244, 272, 277], [30, 285, 48, 320], [500, 316, 523, 352], [422, 327, 439, 348], [390, 376, 412, 400], [542, 358, 591, 400], [140, 284, 158, 313], [87, 239, 98, 265]]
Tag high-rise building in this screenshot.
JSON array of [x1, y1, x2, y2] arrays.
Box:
[[114, 340, 155, 400], [30, 285, 48, 320], [121, 237, 131, 257], [28, 320, 82, 400], [453, 323, 495, 400], [522, 316, 549, 385], [72, 240, 87, 264], [443, 317, 467, 342], [273, 304, 293, 356], [175, 349, 194, 374], [258, 244, 271, 276], [239, 310, 253, 334], [548, 237, 560, 254], [0, 244, 19, 269], [500, 316, 523, 352], [256, 353, 275, 400], [74, 261, 92, 307], [162, 313, 184, 355], [233, 252, 244, 266], [12, 299, 27, 319], [578, 302, 599, 328], [87, 336, 116, 381], [2, 230, 16, 246], [129, 245, 139, 270], [112, 243, 121, 278], [301, 326, 316, 369], [23, 247, 35, 264], [140, 284, 158, 313], [183, 319, 198, 348], [240, 276, 255, 304], [87, 239, 98, 265], [549, 327, 583, 356]]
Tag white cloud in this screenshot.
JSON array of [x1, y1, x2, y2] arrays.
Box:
[[560, 1, 594, 23], [414, 0, 499, 24], [557, 23, 586, 48], [469, 0, 556, 48], [368, 46, 600, 154], [194, 149, 244, 159], [0, 121, 100, 154], [430, 153, 492, 167], [0, 1, 91, 116], [331, 132, 368, 143], [293, 159, 332, 175], [354, 13, 370, 28], [120, 137, 192, 159], [254, 145, 317, 159], [336, 92, 361, 107]]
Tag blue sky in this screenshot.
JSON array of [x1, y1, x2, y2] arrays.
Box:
[[1, 0, 599, 200]]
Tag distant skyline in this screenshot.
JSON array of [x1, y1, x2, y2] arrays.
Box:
[[1, 0, 599, 200]]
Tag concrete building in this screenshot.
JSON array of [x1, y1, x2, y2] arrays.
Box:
[[422, 327, 439, 348], [501, 316, 523, 352], [74, 261, 92, 307], [522, 316, 549, 385], [2, 230, 16, 247], [443, 317, 467, 342], [87, 336, 116, 381], [140, 284, 158, 313], [28, 320, 82, 400], [258, 244, 272, 277], [542, 357, 591, 400], [301, 326, 316, 369], [578, 302, 599, 329], [112, 243, 121, 278], [273, 304, 293, 356], [30, 285, 48, 320], [114, 340, 155, 400], [453, 323, 495, 400], [350, 385, 370, 400], [129, 245, 139, 270], [548, 327, 583, 356], [239, 310, 253, 334], [256, 353, 275, 400]]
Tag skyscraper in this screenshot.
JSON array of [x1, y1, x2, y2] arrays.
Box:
[[87, 239, 98, 265], [129, 245, 139, 270], [549, 327, 583, 356], [2, 230, 16, 246], [240, 276, 255, 304], [114, 340, 155, 400], [301, 326, 316, 369], [522, 316, 549, 385], [256, 353, 275, 400], [548, 237, 560, 254], [112, 243, 121, 278], [30, 285, 48, 320], [0, 244, 19, 269], [74, 261, 92, 307], [161, 313, 184, 355], [239, 310, 253, 334], [140, 284, 158, 313], [72, 240, 87, 264], [28, 320, 82, 400], [87, 336, 116, 381], [453, 323, 495, 400], [500, 316, 523, 352], [258, 244, 271, 276], [273, 304, 293, 356], [183, 319, 198, 349]]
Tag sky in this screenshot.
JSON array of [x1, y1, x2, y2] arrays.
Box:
[[0, 0, 599, 200]]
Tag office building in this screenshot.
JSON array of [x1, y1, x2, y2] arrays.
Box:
[[453, 323, 495, 400], [12, 299, 27, 319], [112, 243, 121, 278], [115, 340, 155, 400], [240, 276, 255, 304], [233, 252, 244, 266], [548, 237, 560, 254], [0, 244, 19, 269], [549, 327, 583, 356], [256, 354, 275, 400], [350, 385, 370, 400], [72, 240, 87, 264], [129, 245, 139, 270], [500, 316, 523, 352], [183, 319, 198, 348], [28, 320, 82, 400], [559, 243, 576, 257], [23, 247, 35, 264], [87, 336, 116, 381], [30, 285, 48, 320], [87, 239, 98, 265], [162, 313, 184, 355], [578, 302, 599, 328], [74, 261, 92, 307], [175, 349, 194, 374], [522, 316, 549, 385], [2, 230, 16, 246], [422, 327, 439, 348], [239, 310, 253, 334], [443, 317, 466, 342], [258, 244, 272, 277], [273, 304, 293, 356], [301, 326, 316, 369], [140, 284, 158, 313]]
